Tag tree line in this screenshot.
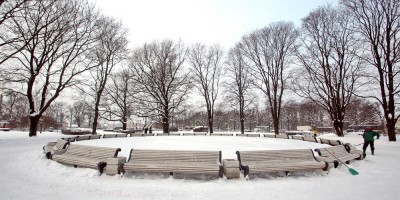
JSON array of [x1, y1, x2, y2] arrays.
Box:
[[0, 0, 398, 141]]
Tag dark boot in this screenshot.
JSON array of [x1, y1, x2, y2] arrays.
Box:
[[372, 148, 375, 155]]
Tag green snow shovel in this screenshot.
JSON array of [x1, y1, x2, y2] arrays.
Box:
[[324, 148, 359, 175]]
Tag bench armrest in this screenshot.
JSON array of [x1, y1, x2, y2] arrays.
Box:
[[105, 157, 126, 165]]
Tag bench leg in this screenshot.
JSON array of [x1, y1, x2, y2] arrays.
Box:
[[322, 161, 329, 171], [219, 166, 224, 178], [118, 163, 124, 175], [334, 161, 339, 168], [97, 162, 107, 175], [243, 166, 249, 179]]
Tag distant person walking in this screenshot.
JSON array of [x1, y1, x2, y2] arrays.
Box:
[[313, 128, 318, 138], [362, 128, 380, 155]]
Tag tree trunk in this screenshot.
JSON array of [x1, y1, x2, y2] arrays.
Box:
[[273, 117, 280, 135], [207, 109, 213, 133], [91, 105, 99, 135], [386, 119, 397, 141], [122, 116, 127, 130], [29, 116, 40, 137], [333, 119, 344, 137], [162, 116, 169, 133], [240, 119, 245, 134], [239, 108, 245, 134]]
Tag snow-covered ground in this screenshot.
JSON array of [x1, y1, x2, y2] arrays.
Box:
[[0, 130, 399, 200]]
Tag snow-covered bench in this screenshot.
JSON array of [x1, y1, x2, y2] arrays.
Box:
[[115, 133, 128, 137], [275, 134, 289, 139], [236, 149, 329, 178], [344, 143, 365, 159], [210, 133, 234, 136], [90, 135, 102, 140], [156, 133, 180, 136], [62, 137, 76, 142], [291, 135, 304, 140], [75, 135, 91, 141], [52, 144, 121, 175], [129, 133, 152, 137], [182, 132, 207, 136], [103, 133, 128, 138], [303, 136, 318, 143], [236, 133, 261, 137], [319, 138, 342, 146], [119, 149, 223, 178], [314, 145, 361, 168], [263, 134, 276, 138], [43, 139, 69, 159]]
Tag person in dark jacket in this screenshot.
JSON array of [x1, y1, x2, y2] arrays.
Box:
[[362, 128, 380, 155]]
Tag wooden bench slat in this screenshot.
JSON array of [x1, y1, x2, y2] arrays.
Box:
[[52, 144, 121, 174], [236, 149, 329, 178], [121, 149, 223, 178], [315, 145, 361, 168]]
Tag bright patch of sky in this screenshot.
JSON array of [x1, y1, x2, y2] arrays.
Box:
[[95, 0, 338, 50]]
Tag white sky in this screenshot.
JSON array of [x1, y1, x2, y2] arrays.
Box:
[[95, 0, 338, 50]]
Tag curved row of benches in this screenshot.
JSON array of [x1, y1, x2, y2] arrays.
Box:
[[43, 133, 365, 179]]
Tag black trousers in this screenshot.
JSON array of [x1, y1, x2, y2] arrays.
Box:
[[362, 141, 375, 152]]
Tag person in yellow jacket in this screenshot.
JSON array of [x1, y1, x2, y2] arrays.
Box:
[[313, 128, 318, 138]]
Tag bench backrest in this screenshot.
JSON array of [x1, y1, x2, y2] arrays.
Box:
[[236, 133, 261, 137], [275, 134, 289, 139], [263, 134, 276, 138], [115, 133, 128, 137], [237, 149, 317, 164], [55, 139, 69, 150], [128, 149, 221, 164], [210, 133, 234, 136], [315, 145, 349, 158], [182, 132, 207, 136], [90, 135, 101, 140], [65, 144, 121, 159], [329, 140, 342, 146], [319, 138, 342, 146], [103, 134, 117, 138], [303, 137, 317, 142], [291, 135, 304, 140], [76, 135, 91, 141], [319, 138, 331, 145], [62, 137, 76, 142]]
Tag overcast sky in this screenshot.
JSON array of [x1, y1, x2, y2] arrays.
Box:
[[95, 0, 338, 50]]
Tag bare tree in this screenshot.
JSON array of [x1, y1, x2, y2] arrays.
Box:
[[224, 43, 256, 134], [1, 0, 100, 136], [293, 5, 363, 137], [0, 0, 28, 66], [341, 0, 400, 141], [187, 43, 223, 133], [129, 40, 191, 133], [46, 101, 67, 129], [346, 97, 382, 126], [104, 69, 136, 130], [71, 100, 87, 128], [80, 16, 128, 134], [0, 90, 27, 120], [241, 22, 298, 135]]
